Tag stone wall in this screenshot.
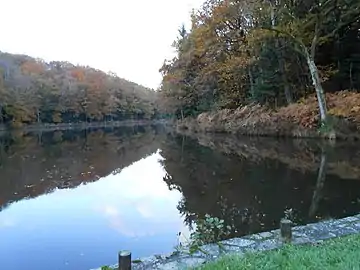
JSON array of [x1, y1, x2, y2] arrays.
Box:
[[92, 214, 360, 270]]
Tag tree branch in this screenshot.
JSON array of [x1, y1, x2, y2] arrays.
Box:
[[261, 26, 307, 55]]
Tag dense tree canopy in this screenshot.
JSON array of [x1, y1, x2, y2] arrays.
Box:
[[159, 0, 360, 121], [0, 51, 160, 127]]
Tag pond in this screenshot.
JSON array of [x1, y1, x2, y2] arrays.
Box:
[[0, 125, 359, 270]]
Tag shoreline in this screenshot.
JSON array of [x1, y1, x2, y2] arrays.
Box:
[[92, 213, 360, 270], [174, 91, 360, 141], [0, 119, 170, 134], [175, 107, 360, 141]]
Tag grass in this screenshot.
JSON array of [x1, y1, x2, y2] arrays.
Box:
[[192, 234, 360, 270]]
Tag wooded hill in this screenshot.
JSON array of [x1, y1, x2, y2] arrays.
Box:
[[0, 51, 159, 127], [159, 0, 360, 123]]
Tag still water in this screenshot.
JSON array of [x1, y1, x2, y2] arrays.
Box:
[[0, 125, 359, 270]]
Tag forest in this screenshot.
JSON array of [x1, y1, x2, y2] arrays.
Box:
[[0, 51, 160, 127], [1, 0, 359, 131], [159, 0, 360, 128]]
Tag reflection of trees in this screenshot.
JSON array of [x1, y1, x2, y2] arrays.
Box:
[[0, 125, 163, 211], [309, 147, 328, 218], [160, 134, 360, 241], [179, 131, 360, 180]]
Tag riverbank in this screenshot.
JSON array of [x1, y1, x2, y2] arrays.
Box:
[[93, 213, 360, 270], [176, 91, 360, 140], [194, 233, 360, 270], [0, 119, 170, 134]]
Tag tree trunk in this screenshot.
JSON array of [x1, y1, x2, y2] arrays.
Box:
[[270, 2, 292, 104], [265, 3, 327, 121], [349, 62, 354, 90], [304, 48, 328, 123], [277, 43, 293, 104], [306, 17, 328, 124], [248, 66, 255, 97]]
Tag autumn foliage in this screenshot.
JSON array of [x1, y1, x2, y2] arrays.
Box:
[[159, 0, 360, 131], [278, 91, 360, 129], [0, 52, 159, 127]]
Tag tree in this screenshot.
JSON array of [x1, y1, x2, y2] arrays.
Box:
[[0, 51, 159, 126], [160, 0, 360, 125]]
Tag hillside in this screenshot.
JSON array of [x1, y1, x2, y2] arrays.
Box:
[[0, 51, 159, 127]]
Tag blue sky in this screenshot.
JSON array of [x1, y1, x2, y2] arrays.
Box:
[[0, 0, 204, 89]]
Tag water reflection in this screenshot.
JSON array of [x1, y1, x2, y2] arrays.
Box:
[[0, 127, 360, 270], [160, 134, 360, 240], [0, 149, 189, 270], [0, 126, 190, 270]]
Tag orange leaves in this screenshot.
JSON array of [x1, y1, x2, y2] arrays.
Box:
[[277, 91, 360, 128], [87, 72, 106, 91], [70, 68, 106, 92], [20, 60, 45, 75], [70, 68, 85, 82]]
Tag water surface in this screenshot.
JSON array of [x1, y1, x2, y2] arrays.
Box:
[[0, 126, 360, 270]]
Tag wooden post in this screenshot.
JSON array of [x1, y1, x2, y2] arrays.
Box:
[[280, 218, 292, 243], [118, 250, 131, 270]]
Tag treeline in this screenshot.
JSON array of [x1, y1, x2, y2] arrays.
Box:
[[159, 0, 360, 121], [0, 51, 160, 127]]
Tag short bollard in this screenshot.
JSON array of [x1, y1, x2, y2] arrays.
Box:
[[118, 250, 131, 270], [280, 218, 292, 243]]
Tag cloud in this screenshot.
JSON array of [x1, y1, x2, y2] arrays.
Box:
[[0, 217, 16, 228]]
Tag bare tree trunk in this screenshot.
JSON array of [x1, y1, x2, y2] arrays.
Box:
[[304, 19, 328, 123], [303, 48, 328, 123]]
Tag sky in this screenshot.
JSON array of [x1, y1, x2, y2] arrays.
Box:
[[0, 0, 204, 89]]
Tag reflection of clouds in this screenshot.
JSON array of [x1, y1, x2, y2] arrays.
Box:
[[92, 151, 188, 239], [136, 203, 153, 219], [0, 217, 16, 228], [103, 205, 118, 217], [97, 204, 156, 238]]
